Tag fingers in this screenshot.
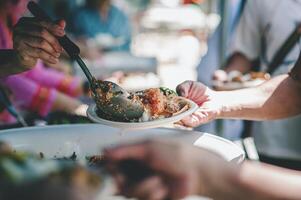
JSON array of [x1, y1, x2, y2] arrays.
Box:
[[104, 142, 150, 162], [180, 108, 211, 127], [56, 20, 66, 29], [22, 43, 59, 64], [176, 81, 193, 98], [14, 18, 63, 53], [177, 81, 210, 106], [13, 17, 66, 66], [21, 34, 60, 57], [120, 176, 168, 200]]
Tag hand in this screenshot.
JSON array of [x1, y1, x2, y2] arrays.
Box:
[[104, 140, 223, 200], [13, 17, 65, 69], [176, 81, 222, 127]]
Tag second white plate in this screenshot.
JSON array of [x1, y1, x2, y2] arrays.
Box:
[[87, 99, 198, 129]]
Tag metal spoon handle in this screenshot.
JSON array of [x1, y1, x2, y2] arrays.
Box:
[[74, 55, 94, 86]]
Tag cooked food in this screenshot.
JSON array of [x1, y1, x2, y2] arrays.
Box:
[[213, 71, 271, 91], [227, 71, 270, 83], [136, 88, 190, 122], [0, 143, 101, 200], [95, 86, 191, 122]]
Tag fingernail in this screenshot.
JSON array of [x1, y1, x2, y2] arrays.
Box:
[[58, 47, 63, 53], [54, 52, 60, 58], [54, 46, 63, 53]]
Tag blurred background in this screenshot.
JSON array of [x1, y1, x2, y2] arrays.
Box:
[[2, 0, 301, 181], [0, 0, 257, 141]]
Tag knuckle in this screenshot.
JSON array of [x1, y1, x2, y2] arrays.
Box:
[[36, 48, 44, 55], [23, 55, 31, 62], [40, 40, 48, 49], [39, 28, 48, 37]]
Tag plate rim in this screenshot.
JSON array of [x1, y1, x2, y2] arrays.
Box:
[[87, 98, 198, 129]]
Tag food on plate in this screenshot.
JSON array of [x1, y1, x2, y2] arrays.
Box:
[[136, 88, 190, 122], [227, 71, 270, 83], [95, 86, 191, 122], [0, 143, 101, 200], [214, 71, 271, 91]]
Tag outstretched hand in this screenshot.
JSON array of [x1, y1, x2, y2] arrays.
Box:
[[176, 81, 222, 127]]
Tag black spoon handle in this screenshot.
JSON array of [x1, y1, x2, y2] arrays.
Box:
[[75, 55, 95, 87], [27, 1, 94, 85]]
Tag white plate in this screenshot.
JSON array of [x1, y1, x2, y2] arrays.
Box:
[[87, 99, 198, 130], [0, 124, 244, 163], [213, 79, 266, 91], [0, 124, 244, 200]]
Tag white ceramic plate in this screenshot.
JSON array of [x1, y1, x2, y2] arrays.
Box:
[[87, 99, 198, 130], [0, 124, 244, 200], [0, 124, 244, 163], [213, 79, 266, 91]]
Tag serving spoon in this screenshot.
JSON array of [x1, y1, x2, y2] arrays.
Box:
[[27, 1, 144, 121]]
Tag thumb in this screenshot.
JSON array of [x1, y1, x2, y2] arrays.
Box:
[[56, 20, 66, 30], [176, 81, 193, 98]]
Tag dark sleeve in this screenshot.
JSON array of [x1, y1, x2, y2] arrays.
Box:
[[289, 53, 301, 84]]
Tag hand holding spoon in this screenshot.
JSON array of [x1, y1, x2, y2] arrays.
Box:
[[27, 1, 144, 121]]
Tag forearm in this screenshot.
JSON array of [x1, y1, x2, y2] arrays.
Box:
[[205, 161, 301, 200], [216, 75, 301, 120], [0, 50, 26, 77]]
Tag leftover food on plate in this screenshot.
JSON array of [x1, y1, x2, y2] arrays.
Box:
[[213, 71, 270, 91], [0, 143, 102, 200], [95, 87, 191, 122]]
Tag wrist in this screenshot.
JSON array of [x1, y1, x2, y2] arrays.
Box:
[[200, 155, 242, 199], [214, 90, 243, 120], [209, 90, 229, 120]]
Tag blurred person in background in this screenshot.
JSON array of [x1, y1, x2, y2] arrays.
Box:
[[213, 0, 301, 170], [196, 0, 246, 139], [71, 0, 132, 55], [0, 0, 84, 123]]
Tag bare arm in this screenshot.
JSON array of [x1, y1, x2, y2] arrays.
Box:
[[104, 140, 301, 200], [177, 74, 301, 127], [205, 160, 301, 200], [217, 74, 301, 120]]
